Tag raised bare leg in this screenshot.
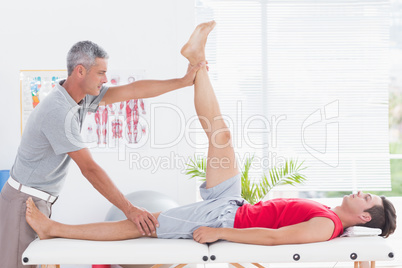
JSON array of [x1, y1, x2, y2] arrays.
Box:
[[182, 21, 239, 189], [25, 197, 158, 241]]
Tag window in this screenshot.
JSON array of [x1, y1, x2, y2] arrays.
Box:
[[387, 0, 402, 196], [195, 0, 391, 192]]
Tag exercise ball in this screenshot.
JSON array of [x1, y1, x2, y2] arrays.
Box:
[[105, 190, 179, 221]]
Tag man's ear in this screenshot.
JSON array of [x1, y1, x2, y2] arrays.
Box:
[[359, 212, 372, 223], [74, 64, 86, 78]]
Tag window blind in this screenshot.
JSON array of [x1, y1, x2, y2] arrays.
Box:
[[196, 0, 391, 191]]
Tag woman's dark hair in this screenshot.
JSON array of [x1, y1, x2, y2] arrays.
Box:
[[359, 196, 396, 238]]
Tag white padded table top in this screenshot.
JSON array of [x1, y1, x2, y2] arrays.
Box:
[[22, 236, 395, 266], [208, 236, 395, 264], [22, 238, 209, 265]]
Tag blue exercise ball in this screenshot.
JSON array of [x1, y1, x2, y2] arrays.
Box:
[[105, 190, 179, 221]]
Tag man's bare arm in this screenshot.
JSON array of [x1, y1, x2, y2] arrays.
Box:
[[100, 62, 205, 105], [193, 217, 335, 245], [68, 148, 158, 236]]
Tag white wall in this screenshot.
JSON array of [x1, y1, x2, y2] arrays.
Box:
[[0, 0, 198, 231]]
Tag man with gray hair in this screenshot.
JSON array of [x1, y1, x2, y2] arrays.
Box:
[[0, 40, 204, 268]]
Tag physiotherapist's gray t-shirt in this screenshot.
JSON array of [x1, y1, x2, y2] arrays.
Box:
[[10, 80, 109, 196]]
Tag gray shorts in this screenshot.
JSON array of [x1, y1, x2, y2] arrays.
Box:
[[156, 173, 245, 239]]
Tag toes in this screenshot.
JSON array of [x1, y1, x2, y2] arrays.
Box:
[[26, 197, 32, 208], [26, 197, 36, 214]]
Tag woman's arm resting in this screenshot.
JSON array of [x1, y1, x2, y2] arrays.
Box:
[[193, 217, 335, 245]]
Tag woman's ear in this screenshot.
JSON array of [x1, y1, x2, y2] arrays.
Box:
[[359, 212, 372, 223]]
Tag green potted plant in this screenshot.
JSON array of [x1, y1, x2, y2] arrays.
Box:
[[186, 156, 307, 205]]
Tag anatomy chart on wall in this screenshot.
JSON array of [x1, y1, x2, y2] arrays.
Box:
[[82, 70, 149, 151], [20, 70, 67, 133], [20, 70, 149, 151]]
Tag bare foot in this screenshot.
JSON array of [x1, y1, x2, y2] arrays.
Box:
[[181, 20, 216, 65], [26, 197, 53, 239]]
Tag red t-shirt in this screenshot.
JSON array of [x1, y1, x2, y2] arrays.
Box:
[[234, 198, 343, 240]]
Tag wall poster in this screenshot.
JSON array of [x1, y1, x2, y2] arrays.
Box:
[[20, 70, 149, 152]]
